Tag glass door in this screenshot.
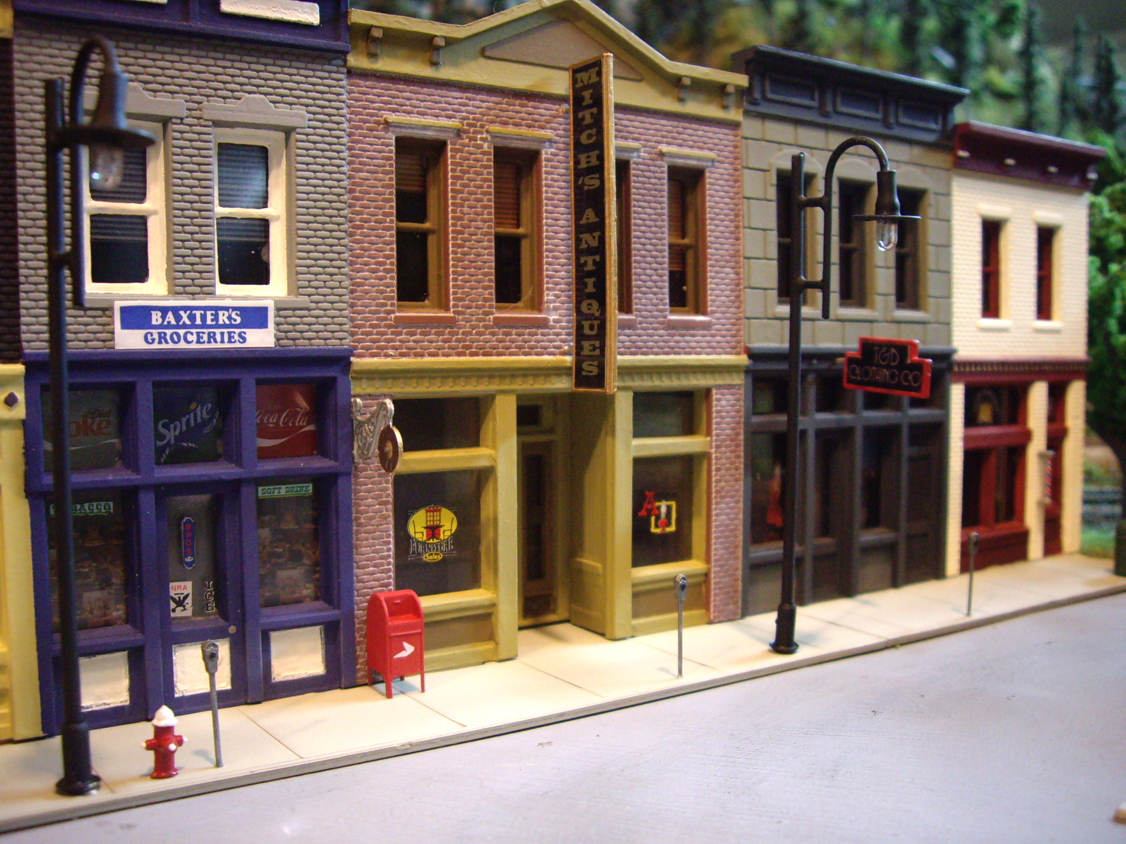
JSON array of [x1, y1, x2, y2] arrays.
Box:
[[157, 487, 247, 712]]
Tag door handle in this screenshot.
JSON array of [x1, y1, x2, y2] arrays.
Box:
[[228, 625, 237, 635]]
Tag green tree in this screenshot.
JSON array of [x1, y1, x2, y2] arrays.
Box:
[[1057, 18, 1089, 137], [1091, 36, 1125, 139], [1018, 3, 1048, 132]]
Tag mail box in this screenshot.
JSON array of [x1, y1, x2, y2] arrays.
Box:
[[366, 589, 425, 699]]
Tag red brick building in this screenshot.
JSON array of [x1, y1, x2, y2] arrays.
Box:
[[348, 0, 747, 676]]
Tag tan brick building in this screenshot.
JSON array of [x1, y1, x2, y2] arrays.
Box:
[[348, 0, 747, 677], [948, 123, 1104, 573]]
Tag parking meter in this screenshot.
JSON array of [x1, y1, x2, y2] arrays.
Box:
[[674, 574, 687, 678], [966, 531, 980, 617], [201, 640, 223, 767]]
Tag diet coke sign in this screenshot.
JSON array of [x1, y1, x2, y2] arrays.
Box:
[[257, 383, 317, 459]]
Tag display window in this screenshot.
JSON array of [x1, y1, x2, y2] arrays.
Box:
[[393, 397, 479, 452], [154, 385, 225, 465], [632, 391, 694, 438], [632, 455, 694, 567], [47, 489, 129, 633], [41, 388, 124, 471], [257, 382, 318, 459], [749, 432, 785, 545], [257, 480, 322, 607], [394, 470, 484, 596]]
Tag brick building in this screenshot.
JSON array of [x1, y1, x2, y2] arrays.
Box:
[[948, 123, 1104, 573], [735, 47, 968, 614], [7, 0, 353, 735], [348, 0, 747, 676]]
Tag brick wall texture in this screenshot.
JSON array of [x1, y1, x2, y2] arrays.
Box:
[[950, 170, 1089, 359], [13, 18, 350, 352], [348, 73, 744, 359], [742, 116, 954, 349], [351, 393, 394, 683], [707, 383, 742, 621], [0, 38, 19, 362]]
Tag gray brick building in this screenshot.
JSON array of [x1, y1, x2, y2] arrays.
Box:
[[735, 47, 968, 614], [7, 1, 353, 735]]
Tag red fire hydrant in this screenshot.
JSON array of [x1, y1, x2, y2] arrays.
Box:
[[143, 705, 185, 779]]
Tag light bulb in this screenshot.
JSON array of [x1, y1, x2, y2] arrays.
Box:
[[89, 144, 124, 191], [876, 219, 898, 251]]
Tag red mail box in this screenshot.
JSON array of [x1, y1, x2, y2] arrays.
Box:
[[366, 589, 425, 699]]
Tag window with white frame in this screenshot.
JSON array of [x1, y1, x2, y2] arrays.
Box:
[[214, 129, 288, 296], [85, 120, 168, 296]]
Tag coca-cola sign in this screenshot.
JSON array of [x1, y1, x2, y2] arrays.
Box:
[[257, 383, 318, 459]]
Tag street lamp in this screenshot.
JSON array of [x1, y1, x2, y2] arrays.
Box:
[[45, 36, 153, 796], [770, 137, 917, 656]]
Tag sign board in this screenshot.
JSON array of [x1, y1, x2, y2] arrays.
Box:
[[114, 300, 275, 350], [570, 53, 617, 393], [843, 337, 932, 398]]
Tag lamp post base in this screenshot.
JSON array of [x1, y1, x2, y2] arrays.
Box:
[[771, 602, 799, 655], [56, 722, 101, 796]]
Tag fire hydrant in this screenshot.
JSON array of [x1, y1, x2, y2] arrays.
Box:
[[143, 705, 185, 779]]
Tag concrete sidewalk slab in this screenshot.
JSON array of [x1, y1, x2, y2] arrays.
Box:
[[0, 553, 1122, 834]]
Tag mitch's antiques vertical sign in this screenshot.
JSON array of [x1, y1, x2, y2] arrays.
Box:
[[570, 54, 617, 393]]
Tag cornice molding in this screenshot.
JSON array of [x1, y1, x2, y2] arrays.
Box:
[[350, 355, 745, 394]]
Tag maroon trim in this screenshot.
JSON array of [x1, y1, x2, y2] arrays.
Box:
[[953, 359, 1087, 383], [964, 426, 1031, 450], [960, 524, 1029, 571], [953, 122, 1105, 189]]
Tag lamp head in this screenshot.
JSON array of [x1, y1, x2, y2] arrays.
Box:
[[86, 69, 153, 190], [855, 168, 919, 252]]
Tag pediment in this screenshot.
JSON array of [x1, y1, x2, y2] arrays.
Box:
[[483, 19, 644, 81]]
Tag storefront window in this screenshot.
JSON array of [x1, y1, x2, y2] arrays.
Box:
[[860, 433, 895, 530], [394, 470, 483, 595], [48, 489, 129, 632], [633, 391, 694, 438], [257, 383, 318, 459], [632, 456, 694, 566], [166, 495, 220, 619], [752, 378, 786, 416], [965, 386, 1021, 427], [154, 386, 224, 465], [42, 389, 123, 471], [749, 432, 785, 545], [394, 398, 479, 452], [257, 480, 321, 607]]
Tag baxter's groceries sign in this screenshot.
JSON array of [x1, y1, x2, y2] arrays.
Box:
[[114, 300, 275, 350]]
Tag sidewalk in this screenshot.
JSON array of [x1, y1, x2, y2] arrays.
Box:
[[2, 553, 1123, 833]]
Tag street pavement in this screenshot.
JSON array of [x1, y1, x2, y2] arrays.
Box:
[[6, 590, 1124, 844]]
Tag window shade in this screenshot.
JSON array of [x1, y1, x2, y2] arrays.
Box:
[[217, 143, 268, 209], [493, 159, 521, 229]]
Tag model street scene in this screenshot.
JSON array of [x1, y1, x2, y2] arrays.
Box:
[[0, 0, 1123, 835]]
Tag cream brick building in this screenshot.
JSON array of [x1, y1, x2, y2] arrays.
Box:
[[948, 123, 1104, 575]]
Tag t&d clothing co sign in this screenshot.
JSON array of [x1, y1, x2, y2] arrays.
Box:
[[114, 300, 275, 350]]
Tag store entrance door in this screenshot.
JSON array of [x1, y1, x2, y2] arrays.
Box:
[[157, 487, 248, 712], [516, 398, 569, 627]]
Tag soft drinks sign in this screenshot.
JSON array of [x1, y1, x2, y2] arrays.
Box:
[[257, 384, 317, 458]]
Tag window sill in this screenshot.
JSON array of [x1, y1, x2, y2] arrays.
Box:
[[419, 589, 497, 622], [1032, 320, 1064, 333], [492, 313, 550, 327], [977, 318, 1012, 331], [84, 295, 313, 309], [893, 308, 931, 322], [617, 314, 638, 329], [666, 315, 713, 329], [394, 311, 457, 326]]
